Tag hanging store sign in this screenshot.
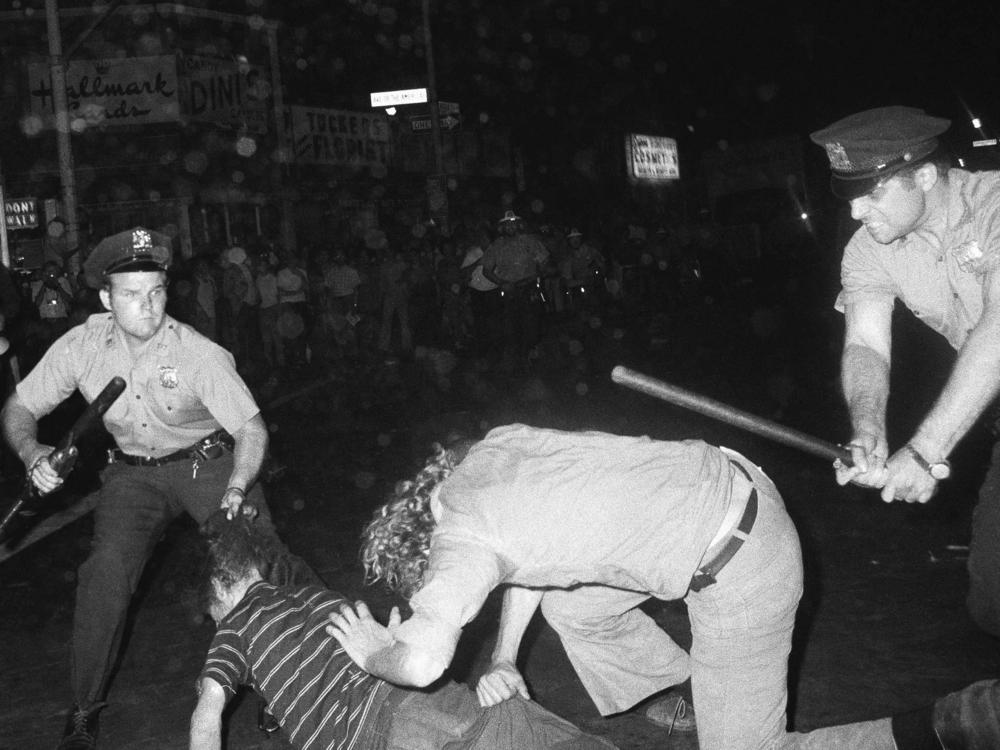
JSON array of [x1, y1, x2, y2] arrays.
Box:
[[3, 198, 38, 230], [27, 56, 181, 128], [288, 106, 391, 167], [626, 134, 680, 182], [180, 55, 268, 134]]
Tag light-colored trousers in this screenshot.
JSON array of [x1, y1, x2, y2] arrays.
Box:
[[539, 453, 896, 750]]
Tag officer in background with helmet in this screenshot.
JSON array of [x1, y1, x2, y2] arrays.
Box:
[[811, 105, 1000, 637], [1, 227, 317, 749], [480, 211, 549, 373]]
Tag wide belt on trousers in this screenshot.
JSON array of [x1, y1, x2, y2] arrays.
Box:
[[689, 461, 759, 593], [108, 429, 234, 467]]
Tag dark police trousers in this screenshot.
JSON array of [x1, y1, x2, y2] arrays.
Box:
[[71, 446, 317, 707]]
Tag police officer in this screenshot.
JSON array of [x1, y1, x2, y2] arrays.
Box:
[[1, 227, 315, 749], [480, 211, 549, 373], [810, 106, 1000, 636]]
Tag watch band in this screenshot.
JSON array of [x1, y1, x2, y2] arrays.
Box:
[[903, 444, 950, 479]]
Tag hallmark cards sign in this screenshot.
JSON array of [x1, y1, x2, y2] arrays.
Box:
[[27, 56, 180, 128], [288, 106, 390, 167], [626, 134, 680, 182]]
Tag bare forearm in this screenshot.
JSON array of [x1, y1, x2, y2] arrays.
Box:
[[491, 586, 543, 664], [1, 395, 43, 466], [189, 681, 225, 750], [841, 343, 890, 437], [189, 718, 221, 750], [364, 640, 445, 687], [229, 414, 268, 492]]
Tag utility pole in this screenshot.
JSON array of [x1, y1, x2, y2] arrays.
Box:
[[45, 0, 80, 271], [0, 159, 9, 269], [422, 0, 444, 176], [266, 24, 297, 255], [422, 0, 448, 231]]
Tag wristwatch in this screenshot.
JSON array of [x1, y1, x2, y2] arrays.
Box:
[[904, 444, 951, 480]]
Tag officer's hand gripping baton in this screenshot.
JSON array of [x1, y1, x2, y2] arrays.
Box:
[[0, 376, 127, 544]]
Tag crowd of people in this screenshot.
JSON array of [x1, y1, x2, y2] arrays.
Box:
[[0, 198, 817, 398]]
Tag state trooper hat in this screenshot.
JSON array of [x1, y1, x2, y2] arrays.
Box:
[[84, 227, 173, 288], [809, 105, 951, 200]]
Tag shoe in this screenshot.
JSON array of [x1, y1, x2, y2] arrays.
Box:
[[57, 703, 106, 750], [257, 698, 281, 735], [933, 679, 1000, 749], [643, 691, 696, 735]]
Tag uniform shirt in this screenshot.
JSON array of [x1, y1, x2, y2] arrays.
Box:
[[16, 313, 259, 457], [837, 168, 1000, 350], [201, 582, 387, 750], [394, 424, 737, 665], [459, 246, 498, 292], [480, 234, 549, 285]]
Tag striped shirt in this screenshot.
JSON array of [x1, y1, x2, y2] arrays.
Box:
[[201, 582, 388, 750]]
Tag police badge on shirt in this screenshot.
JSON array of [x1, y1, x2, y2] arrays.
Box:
[[159, 365, 179, 389]]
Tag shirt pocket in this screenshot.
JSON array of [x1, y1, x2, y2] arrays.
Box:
[[143, 366, 191, 426]]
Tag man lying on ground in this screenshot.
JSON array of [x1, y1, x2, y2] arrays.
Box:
[[188, 511, 617, 750]]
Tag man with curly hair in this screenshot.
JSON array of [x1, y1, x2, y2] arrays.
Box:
[[328, 424, 1000, 750], [189, 511, 617, 750]]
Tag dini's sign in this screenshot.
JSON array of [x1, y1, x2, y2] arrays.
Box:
[[180, 55, 268, 134]]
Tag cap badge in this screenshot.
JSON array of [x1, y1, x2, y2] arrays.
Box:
[[825, 142, 851, 171], [132, 229, 153, 252]]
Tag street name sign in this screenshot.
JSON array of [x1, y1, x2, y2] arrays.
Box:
[[370, 88, 428, 107]]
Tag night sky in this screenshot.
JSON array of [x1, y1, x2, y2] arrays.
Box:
[[3, 0, 1000, 211], [4, 0, 1000, 150], [255, 0, 1000, 153]]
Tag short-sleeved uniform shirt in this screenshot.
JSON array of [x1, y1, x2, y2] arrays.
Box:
[[394, 424, 738, 663], [480, 235, 549, 284], [201, 582, 387, 750], [837, 168, 1000, 350], [16, 313, 259, 457]]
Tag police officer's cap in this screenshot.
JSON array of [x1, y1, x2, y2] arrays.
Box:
[[84, 227, 173, 288], [809, 106, 951, 200], [498, 210, 521, 224]]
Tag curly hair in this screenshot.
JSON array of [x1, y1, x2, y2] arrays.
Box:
[[361, 442, 466, 599]]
